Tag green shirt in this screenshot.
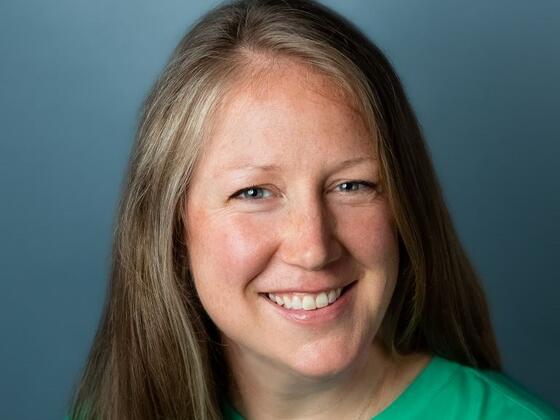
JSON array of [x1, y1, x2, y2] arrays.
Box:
[[222, 356, 560, 419]]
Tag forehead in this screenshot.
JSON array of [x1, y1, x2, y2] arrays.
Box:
[[198, 57, 376, 172], [218, 56, 367, 127]]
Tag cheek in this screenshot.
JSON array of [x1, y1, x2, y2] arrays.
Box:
[[186, 209, 276, 299], [335, 203, 399, 271]]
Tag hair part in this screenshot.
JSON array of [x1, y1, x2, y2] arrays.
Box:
[[70, 1, 500, 419]]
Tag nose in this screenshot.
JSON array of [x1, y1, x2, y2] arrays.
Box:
[[279, 195, 342, 271]]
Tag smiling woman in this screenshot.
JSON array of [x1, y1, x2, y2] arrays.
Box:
[[68, 1, 559, 419], [186, 60, 400, 387]]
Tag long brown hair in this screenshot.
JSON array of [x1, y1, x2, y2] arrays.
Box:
[[69, 1, 500, 418]]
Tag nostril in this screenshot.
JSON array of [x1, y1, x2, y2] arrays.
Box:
[[280, 235, 343, 272]]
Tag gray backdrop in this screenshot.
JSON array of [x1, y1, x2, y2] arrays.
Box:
[[1, 1, 558, 419]]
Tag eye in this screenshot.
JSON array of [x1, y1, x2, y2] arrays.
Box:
[[334, 181, 376, 193], [232, 186, 273, 200]]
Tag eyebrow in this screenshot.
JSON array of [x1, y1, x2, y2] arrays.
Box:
[[332, 156, 378, 171], [225, 156, 377, 173]]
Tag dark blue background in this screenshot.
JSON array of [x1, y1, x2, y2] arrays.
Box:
[[1, 1, 558, 418]]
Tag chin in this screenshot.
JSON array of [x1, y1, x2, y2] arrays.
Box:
[[281, 336, 370, 380]]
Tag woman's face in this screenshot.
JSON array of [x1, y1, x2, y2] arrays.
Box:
[[185, 61, 399, 379]]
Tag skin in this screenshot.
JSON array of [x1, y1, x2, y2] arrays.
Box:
[[185, 58, 430, 419]]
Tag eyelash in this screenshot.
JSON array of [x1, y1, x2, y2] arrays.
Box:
[[232, 181, 376, 200], [334, 181, 376, 193], [233, 187, 273, 200]]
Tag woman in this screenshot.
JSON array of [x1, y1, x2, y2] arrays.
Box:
[[69, 0, 559, 419]]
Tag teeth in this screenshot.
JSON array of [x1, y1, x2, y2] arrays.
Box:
[[316, 292, 328, 308], [283, 295, 292, 309], [266, 287, 343, 311], [291, 295, 302, 309], [302, 295, 316, 310]]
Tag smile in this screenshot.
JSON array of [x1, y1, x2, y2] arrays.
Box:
[[267, 287, 343, 311]]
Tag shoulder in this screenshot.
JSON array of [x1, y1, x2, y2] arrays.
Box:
[[424, 356, 560, 420]]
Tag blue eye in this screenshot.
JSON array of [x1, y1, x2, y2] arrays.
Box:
[[234, 187, 272, 200], [336, 181, 375, 192]]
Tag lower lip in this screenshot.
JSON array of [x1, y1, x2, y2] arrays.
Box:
[[262, 282, 357, 325]]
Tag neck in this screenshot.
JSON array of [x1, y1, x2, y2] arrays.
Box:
[[225, 339, 402, 420]]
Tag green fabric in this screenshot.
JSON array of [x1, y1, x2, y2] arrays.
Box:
[[222, 356, 560, 419]]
